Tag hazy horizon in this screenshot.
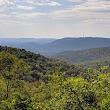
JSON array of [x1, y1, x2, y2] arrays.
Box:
[[0, 0, 110, 38], [0, 37, 110, 39]]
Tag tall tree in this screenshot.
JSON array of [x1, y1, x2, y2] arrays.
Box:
[[0, 52, 31, 100]]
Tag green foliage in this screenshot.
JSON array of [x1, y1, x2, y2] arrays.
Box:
[[0, 46, 83, 81], [0, 47, 110, 110], [0, 52, 32, 109], [0, 52, 31, 80], [32, 68, 110, 110], [12, 93, 33, 110]]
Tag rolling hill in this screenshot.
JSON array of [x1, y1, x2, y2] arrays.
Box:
[[0, 46, 82, 81], [1, 37, 110, 55], [50, 46, 110, 68]]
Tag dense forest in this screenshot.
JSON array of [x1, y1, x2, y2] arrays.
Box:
[[0, 46, 110, 110], [51, 46, 110, 68], [0, 46, 82, 81]]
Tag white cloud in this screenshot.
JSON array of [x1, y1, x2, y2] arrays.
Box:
[[68, 0, 83, 2], [48, 1, 61, 6], [17, 0, 61, 6], [0, 0, 110, 38], [77, 0, 110, 11], [0, 14, 10, 18], [36, 1, 61, 6], [0, 0, 4, 5], [49, 0, 110, 20], [17, 5, 34, 10], [0, 0, 61, 8], [16, 12, 46, 19], [0, 0, 15, 6]]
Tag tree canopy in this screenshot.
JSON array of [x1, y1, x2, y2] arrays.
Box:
[[0, 49, 110, 110]]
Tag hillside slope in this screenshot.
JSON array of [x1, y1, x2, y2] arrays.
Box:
[[0, 46, 82, 81], [50, 46, 110, 67], [1, 50, 110, 110]]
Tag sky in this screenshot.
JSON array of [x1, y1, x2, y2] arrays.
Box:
[[0, 0, 110, 38]]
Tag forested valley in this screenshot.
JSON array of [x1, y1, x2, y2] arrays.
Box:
[[0, 46, 110, 110], [51, 46, 110, 68]]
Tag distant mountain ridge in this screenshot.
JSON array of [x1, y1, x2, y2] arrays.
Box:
[[0, 37, 110, 55], [0, 38, 56, 44]]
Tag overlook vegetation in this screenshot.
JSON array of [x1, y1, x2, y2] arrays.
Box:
[[0, 46, 82, 81], [51, 46, 110, 68], [0, 50, 110, 110]]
